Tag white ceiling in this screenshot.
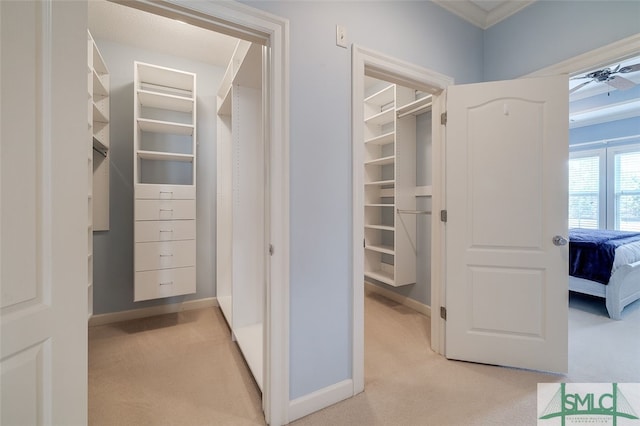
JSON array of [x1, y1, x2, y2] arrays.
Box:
[[432, 0, 537, 29], [569, 56, 640, 129], [88, 0, 238, 68]]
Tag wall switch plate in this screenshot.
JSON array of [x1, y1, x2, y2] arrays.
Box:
[[336, 25, 347, 48]]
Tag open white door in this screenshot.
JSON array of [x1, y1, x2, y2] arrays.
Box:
[[444, 75, 569, 373], [1, 0, 88, 423]]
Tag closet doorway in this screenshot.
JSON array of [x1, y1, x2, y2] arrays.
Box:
[[87, 1, 289, 424], [351, 46, 453, 393]]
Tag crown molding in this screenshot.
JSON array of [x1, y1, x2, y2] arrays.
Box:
[[433, 0, 537, 30]]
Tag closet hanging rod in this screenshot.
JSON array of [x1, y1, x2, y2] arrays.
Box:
[[397, 102, 433, 119], [397, 209, 431, 215], [93, 146, 107, 158]]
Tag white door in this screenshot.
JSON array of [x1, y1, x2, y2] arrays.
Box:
[[444, 75, 569, 373], [1, 0, 88, 423]]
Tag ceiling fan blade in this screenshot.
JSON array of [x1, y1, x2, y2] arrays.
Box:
[[570, 75, 590, 80], [569, 80, 592, 93], [619, 63, 640, 73], [607, 75, 636, 91]]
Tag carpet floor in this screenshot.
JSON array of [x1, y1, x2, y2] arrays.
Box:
[[88, 290, 640, 425]]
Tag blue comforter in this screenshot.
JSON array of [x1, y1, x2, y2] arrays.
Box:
[[569, 229, 640, 284]]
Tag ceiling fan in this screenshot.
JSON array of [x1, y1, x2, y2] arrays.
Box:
[[570, 62, 640, 94]]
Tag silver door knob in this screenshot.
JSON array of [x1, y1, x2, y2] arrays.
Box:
[[553, 235, 568, 246]]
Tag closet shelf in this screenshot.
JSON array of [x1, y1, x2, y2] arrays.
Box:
[[93, 136, 108, 155], [93, 71, 108, 97], [138, 89, 194, 113], [365, 108, 394, 126], [137, 150, 194, 163], [365, 155, 395, 166], [396, 95, 433, 118], [365, 179, 395, 186], [92, 41, 108, 75], [217, 89, 231, 116], [137, 118, 194, 135], [365, 244, 395, 255], [365, 224, 394, 232], [415, 185, 433, 197], [93, 103, 108, 123], [137, 62, 195, 92], [365, 203, 395, 208], [364, 269, 395, 286], [365, 131, 394, 146], [364, 84, 394, 106]]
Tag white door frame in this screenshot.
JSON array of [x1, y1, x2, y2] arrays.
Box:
[[525, 33, 640, 79], [106, 1, 290, 424], [351, 45, 453, 393]]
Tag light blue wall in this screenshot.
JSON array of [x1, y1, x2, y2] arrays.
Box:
[[92, 38, 224, 314], [242, 0, 483, 400], [484, 1, 640, 81]]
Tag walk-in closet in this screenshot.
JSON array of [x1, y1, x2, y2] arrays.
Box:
[[362, 74, 433, 317], [87, 0, 267, 415]]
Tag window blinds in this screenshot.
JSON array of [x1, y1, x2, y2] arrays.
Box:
[[569, 155, 600, 229]]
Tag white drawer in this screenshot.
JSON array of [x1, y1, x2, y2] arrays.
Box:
[[135, 184, 195, 200], [135, 240, 195, 272], [134, 267, 196, 301], [135, 199, 195, 221], [135, 220, 196, 242]]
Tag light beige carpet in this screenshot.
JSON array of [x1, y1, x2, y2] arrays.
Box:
[[89, 291, 640, 425], [88, 308, 265, 426]]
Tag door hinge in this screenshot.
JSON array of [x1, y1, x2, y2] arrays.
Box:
[[440, 112, 447, 125], [363, 238, 366, 248], [440, 210, 448, 223], [269, 244, 274, 256], [440, 306, 447, 320]]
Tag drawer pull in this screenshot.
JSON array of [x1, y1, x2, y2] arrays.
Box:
[[159, 208, 174, 212], [159, 229, 174, 233], [159, 191, 174, 194], [159, 281, 173, 286], [159, 253, 174, 257]]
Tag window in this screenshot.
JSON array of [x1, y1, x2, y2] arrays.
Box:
[[569, 143, 640, 231], [611, 148, 640, 231]]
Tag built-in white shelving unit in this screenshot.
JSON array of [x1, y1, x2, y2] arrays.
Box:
[[133, 61, 197, 302], [216, 40, 264, 391], [88, 31, 110, 234], [87, 30, 110, 318], [363, 81, 431, 287]]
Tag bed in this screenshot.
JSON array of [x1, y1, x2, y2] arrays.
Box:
[[569, 228, 640, 320]]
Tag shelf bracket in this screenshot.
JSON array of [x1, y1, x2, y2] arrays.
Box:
[[93, 146, 107, 158]]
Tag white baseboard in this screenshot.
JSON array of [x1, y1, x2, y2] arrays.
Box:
[[288, 379, 353, 423], [365, 281, 431, 317], [88, 297, 218, 327]]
